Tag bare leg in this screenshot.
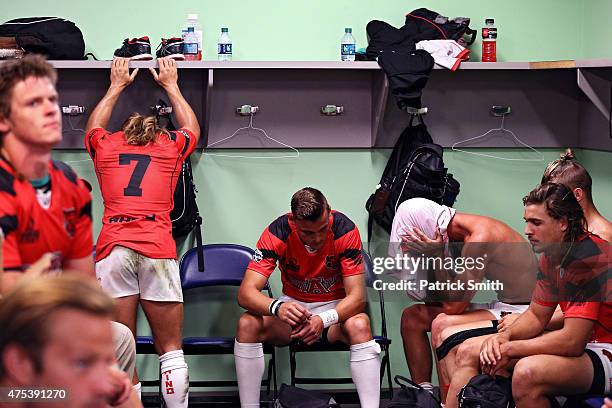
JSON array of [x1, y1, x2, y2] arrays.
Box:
[[140, 300, 183, 354], [512, 354, 593, 408], [400, 304, 444, 384], [115, 295, 140, 384]]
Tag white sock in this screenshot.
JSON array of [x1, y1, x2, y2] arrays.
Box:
[[159, 350, 189, 408], [133, 382, 142, 400], [350, 339, 381, 408], [419, 381, 434, 394], [234, 340, 264, 408]]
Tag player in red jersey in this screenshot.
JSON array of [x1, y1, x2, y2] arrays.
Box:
[[445, 183, 611, 408], [234, 188, 381, 408], [0, 55, 137, 403], [85, 57, 199, 408]]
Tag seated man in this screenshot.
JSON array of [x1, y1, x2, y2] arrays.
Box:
[[234, 187, 381, 408], [0, 55, 136, 387], [445, 182, 610, 408], [390, 197, 537, 394], [0, 274, 141, 408], [436, 149, 611, 402]]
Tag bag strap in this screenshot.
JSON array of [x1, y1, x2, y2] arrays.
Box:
[[464, 27, 477, 46]]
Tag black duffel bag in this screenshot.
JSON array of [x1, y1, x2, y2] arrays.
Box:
[[387, 375, 442, 408], [274, 384, 340, 408], [0, 17, 85, 59], [458, 374, 515, 408]]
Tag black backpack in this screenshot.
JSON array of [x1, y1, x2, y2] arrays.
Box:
[[0, 17, 86, 60], [387, 376, 442, 408], [274, 384, 340, 408], [365, 116, 460, 241], [458, 374, 515, 408], [153, 100, 204, 271]]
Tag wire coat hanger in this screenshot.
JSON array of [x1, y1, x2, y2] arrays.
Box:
[[205, 113, 300, 159], [451, 109, 544, 162]]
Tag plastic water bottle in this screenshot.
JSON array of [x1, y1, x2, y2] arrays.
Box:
[[183, 27, 199, 61], [481, 18, 497, 62], [182, 13, 202, 60], [340, 27, 356, 62], [218, 28, 232, 61]]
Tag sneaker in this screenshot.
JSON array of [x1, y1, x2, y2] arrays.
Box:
[[156, 38, 185, 60], [113, 36, 153, 60]]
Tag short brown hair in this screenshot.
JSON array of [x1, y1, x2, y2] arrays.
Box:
[[291, 187, 330, 221], [523, 182, 586, 243], [541, 148, 593, 202], [121, 113, 169, 145], [0, 55, 57, 120], [0, 275, 115, 376]]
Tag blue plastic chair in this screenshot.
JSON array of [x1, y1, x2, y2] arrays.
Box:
[[289, 251, 393, 398], [136, 244, 277, 398]]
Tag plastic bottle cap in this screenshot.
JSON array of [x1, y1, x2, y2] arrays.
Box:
[[187, 27, 194, 32], [345, 27, 352, 33], [485, 18, 494, 24], [221, 27, 228, 32], [188, 13, 198, 20]]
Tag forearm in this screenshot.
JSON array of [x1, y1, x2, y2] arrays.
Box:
[[87, 85, 124, 131], [164, 85, 200, 139], [506, 310, 546, 340], [507, 329, 586, 358], [1, 271, 22, 294], [237, 287, 274, 316], [334, 292, 366, 322]]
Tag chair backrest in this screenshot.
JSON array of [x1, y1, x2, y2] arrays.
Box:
[[179, 244, 254, 290], [362, 250, 377, 288]]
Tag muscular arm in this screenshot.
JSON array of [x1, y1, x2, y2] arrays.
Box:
[[237, 269, 273, 316], [504, 302, 556, 341], [149, 58, 200, 142], [86, 58, 137, 132], [334, 274, 367, 322], [506, 317, 594, 358]]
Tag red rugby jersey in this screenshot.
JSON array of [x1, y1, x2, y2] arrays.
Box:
[[533, 234, 611, 343], [0, 158, 93, 270], [247, 211, 364, 302], [85, 127, 196, 261]]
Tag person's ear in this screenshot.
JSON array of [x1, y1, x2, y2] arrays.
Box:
[[0, 115, 11, 134], [2, 345, 37, 385], [573, 188, 584, 203], [559, 216, 569, 232]]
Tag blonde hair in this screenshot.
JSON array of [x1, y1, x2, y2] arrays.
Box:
[[0, 275, 115, 376], [541, 148, 593, 202], [121, 113, 169, 145]]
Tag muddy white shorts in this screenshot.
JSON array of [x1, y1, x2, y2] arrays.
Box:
[[278, 295, 340, 315], [96, 245, 183, 302]]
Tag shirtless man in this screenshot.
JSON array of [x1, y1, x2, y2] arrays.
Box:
[[390, 197, 537, 394]]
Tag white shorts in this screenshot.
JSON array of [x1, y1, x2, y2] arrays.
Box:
[[96, 245, 183, 302], [469, 301, 529, 320], [278, 295, 340, 315], [585, 342, 612, 394]]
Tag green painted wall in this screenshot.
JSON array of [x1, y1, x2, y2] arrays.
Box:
[[55, 147, 612, 388], [581, 0, 612, 58], [2, 0, 582, 61]]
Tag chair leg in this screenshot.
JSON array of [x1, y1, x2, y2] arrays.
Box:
[[289, 349, 297, 386], [266, 353, 273, 396], [385, 346, 393, 399], [272, 350, 278, 398]]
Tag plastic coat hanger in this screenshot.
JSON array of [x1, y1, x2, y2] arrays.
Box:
[[451, 109, 544, 162], [205, 113, 300, 159]]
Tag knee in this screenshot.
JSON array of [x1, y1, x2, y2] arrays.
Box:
[[512, 358, 542, 399], [236, 312, 263, 341], [431, 313, 452, 346], [401, 304, 429, 333], [343, 313, 372, 338]]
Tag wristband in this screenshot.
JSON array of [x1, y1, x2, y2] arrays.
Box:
[[316, 309, 339, 328], [268, 299, 284, 316]]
